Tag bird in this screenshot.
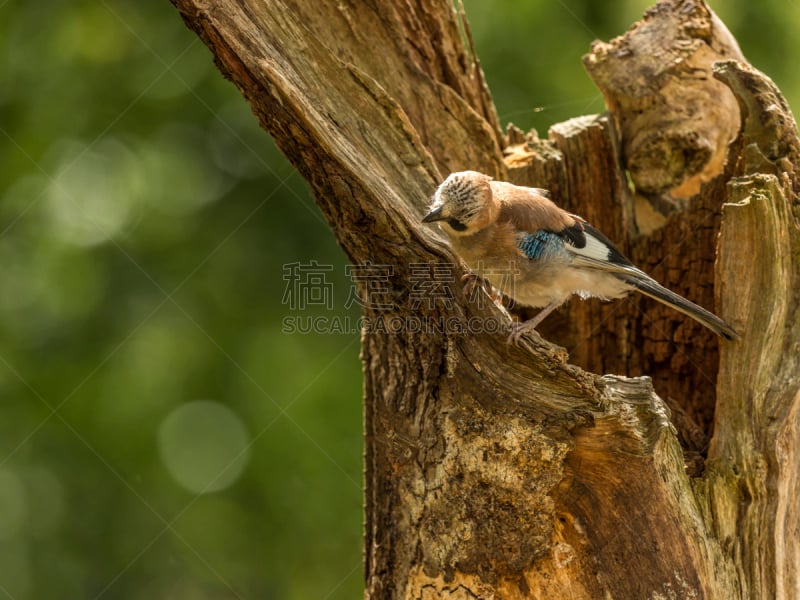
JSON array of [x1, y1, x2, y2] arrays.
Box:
[[422, 170, 739, 343]]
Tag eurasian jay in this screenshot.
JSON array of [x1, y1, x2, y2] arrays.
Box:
[[422, 170, 738, 343]]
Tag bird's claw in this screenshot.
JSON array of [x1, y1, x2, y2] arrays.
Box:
[[461, 273, 490, 297], [461, 273, 503, 305], [507, 321, 536, 345]]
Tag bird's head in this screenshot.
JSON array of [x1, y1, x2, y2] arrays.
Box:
[[422, 171, 497, 236]]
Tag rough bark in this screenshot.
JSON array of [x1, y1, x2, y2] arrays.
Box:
[[169, 0, 800, 597], [584, 0, 744, 202]]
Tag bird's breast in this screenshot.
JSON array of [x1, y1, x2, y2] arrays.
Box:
[[449, 233, 633, 309]]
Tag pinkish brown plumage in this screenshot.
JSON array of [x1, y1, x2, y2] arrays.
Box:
[[423, 171, 738, 343]]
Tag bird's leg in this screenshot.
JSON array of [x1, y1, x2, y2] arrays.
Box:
[[461, 273, 502, 305], [461, 272, 488, 296], [507, 300, 564, 345]]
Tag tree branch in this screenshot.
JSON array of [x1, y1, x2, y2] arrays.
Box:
[[169, 1, 800, 597]]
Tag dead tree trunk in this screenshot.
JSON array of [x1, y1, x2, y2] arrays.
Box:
[[169, 0, 800, 597]]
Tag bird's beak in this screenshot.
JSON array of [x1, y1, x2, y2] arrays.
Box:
[[422, 206, 444, 223]]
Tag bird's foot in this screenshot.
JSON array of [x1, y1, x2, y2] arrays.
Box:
[[461, 273, 503, 305], [507, 321, 538, 345], [505, 301, 563, 345], [461, 272, 489, 297]]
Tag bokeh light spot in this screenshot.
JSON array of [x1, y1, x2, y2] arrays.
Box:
[[138, 124, 230, 216], [23, 467, 65, 539], [0, 467, 28, 540], [45, 138, 145, 247], [158, 400, 250, 494]]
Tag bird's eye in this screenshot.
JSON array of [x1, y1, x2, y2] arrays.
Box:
[[447, 218, 467, 231]]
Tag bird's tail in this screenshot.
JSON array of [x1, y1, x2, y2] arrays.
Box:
[[622, 274, 739, 341]]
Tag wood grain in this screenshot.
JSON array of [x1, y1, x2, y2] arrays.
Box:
[[169, 0, 800, 597]]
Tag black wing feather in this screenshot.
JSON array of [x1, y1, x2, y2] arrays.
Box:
[[580, 223, 633, 267]]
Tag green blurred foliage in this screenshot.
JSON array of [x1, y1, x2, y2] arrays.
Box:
[[465, 0, 800, 134], [0, 1, 796, 598]]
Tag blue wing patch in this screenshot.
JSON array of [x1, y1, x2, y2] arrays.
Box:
[[517, 231, 562, 260]]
